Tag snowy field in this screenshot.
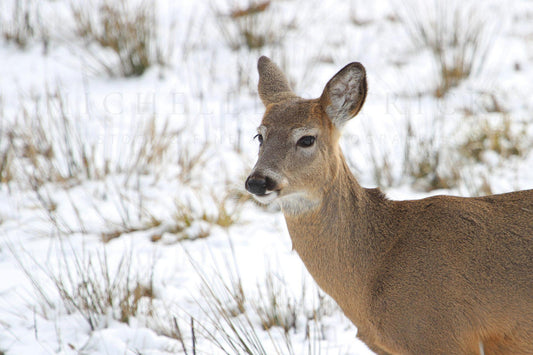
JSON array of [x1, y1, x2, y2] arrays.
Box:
[[0, 0, 532, 354]]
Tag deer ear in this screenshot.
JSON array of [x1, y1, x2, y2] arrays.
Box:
[[257, 56, 297, 106], [320, 62, 367, 129]]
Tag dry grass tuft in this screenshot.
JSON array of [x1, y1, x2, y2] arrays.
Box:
[[188, 249, 338, 354], [402, 117, 461, 191], [5, 86, 180, 189], [14, 88, 98, 186], [71, 0, 172, 77], [253, 270, 297, 334], [459, 115, 530, 162], [1, 0, 38, 49], [155, 190, 246, 243], [362, 114, 463, 192], [213, 0, 295, 51], [8, 242, 156, 331], [399, 0, 493, 97], [0, 122, 14, 184]]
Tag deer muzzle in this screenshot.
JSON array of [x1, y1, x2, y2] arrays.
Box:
[[245, 173, 280, 204]]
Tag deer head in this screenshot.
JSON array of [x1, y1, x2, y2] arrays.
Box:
[[245, 56, 368, 214]]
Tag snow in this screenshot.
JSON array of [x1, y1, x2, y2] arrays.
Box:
[[0, 0, 532, 354]]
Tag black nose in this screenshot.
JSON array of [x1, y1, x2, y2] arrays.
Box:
[[245, 174, 277, 195], [245, 175, 267, 195]]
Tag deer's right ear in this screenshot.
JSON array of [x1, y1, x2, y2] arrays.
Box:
[[320, 62, 367, 129], [257, 56, 297, 106]]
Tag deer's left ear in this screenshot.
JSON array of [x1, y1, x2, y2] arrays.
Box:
[[320, 62, 367, 129]]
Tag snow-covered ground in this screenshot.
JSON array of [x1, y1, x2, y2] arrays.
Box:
[[0, 0, 532, 354]]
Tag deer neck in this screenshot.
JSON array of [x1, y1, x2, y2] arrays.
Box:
[[283, 156, 394, 318]]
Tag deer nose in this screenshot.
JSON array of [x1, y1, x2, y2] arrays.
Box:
[[245, 174, 276, 195], [245, 175, 267, 195]]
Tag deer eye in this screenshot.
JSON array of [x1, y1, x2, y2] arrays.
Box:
[[254, 134, 264, 146], [297, 136, 316, 148]]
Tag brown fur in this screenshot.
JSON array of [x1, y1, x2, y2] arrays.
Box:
[[246, 56, 533, 354]]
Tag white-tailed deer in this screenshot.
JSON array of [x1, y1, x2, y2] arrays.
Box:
[[245, 56, 533, 355]]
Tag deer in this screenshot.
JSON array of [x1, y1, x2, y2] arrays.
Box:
[[245, 56, 533, 355]]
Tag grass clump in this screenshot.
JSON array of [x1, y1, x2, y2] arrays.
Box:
[[363, 114, 462, 192], [363, 111, 531, 193], [9, 242, 156, 331], [459, 115, 530, 162], [14, 88, 98, 186], [1, 0, 38, 49], [189, 249, 338, 355], [71, 0, 172, 77], [399, 0, 492, 97], [152, 190, 246, 243], [253, 270, 297, 334], [402, 117, 461, 191], [213, 0, 295, 51], [6, 86, 179, 189], [0, 125, 14, 184]]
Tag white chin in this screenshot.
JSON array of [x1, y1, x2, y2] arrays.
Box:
[[252, 190, 279, 204]]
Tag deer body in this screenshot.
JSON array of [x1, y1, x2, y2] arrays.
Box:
[[246, 56, 533, 354]]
